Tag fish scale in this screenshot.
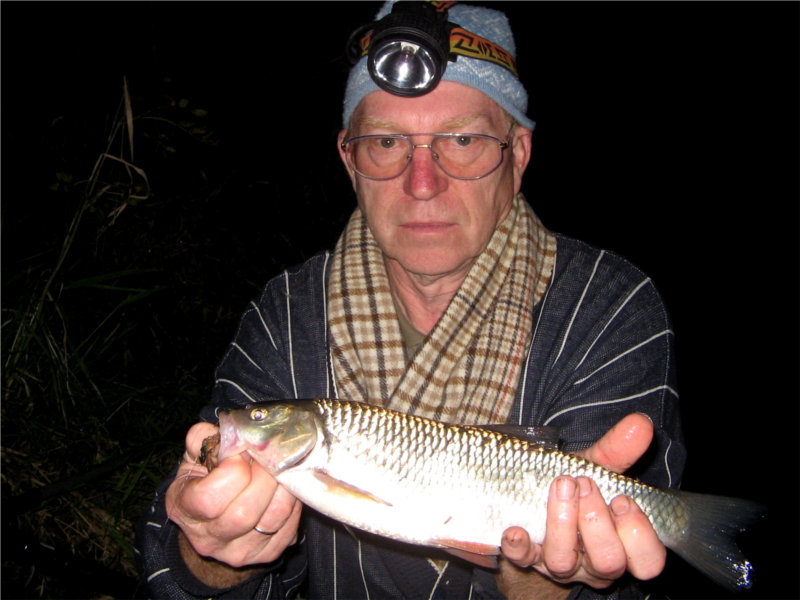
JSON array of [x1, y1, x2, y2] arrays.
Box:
[[211, 398, 764, 591], [302, 400, 702, 549], [319, 399, 662, 519]]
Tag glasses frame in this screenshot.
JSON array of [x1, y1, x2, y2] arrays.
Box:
[[341, 131, 511, 181]]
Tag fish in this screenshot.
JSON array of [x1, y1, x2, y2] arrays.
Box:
[[203, 398, 764, 591]]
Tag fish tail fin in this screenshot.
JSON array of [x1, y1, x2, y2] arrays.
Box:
[[665, 490, 765, 591]]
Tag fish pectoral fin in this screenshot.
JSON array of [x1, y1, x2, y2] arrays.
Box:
[[435, 538, 500, 569], [312, 469, 393, 506]]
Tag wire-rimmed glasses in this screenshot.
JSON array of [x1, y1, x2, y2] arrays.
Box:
[[340, 132, 510, 180]]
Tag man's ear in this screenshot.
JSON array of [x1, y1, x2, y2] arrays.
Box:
[[511, 126, 533, 193]]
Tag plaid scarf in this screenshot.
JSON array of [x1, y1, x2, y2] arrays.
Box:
[[328, 194, 556, 425]]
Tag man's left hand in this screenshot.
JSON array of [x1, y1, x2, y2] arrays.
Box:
[[499, 413, 667, 589]]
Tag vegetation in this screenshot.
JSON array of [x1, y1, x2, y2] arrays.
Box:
[[0, 3, 355, 596], [1, 65, 349, 598]]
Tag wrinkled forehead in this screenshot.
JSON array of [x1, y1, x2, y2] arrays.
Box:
[[349, 82, 512, 134]]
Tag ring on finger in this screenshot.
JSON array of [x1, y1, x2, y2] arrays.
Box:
[[254, 526, 278, 535]]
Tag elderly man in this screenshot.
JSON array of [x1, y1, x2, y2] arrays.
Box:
[[136, 2, 684, 598]]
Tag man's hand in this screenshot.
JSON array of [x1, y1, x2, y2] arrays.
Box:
[[165, 422, 302, 587], [499, 413, 667, 592]]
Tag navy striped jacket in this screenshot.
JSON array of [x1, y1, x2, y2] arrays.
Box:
[[136, 233, 685, 600]]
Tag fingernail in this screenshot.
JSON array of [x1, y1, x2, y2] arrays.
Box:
[[611, 495, 630, 516], [557, 477, 576, 500], [577, 477, 592, 498], [626, 413, 654, 440]]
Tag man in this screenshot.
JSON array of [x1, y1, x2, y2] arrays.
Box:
[[136, 2, 684, 598]]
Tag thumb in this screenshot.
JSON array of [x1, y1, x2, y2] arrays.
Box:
[[576, 413, 654, 473]]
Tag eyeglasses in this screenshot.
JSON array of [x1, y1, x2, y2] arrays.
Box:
[[340, 132, 510, 181]]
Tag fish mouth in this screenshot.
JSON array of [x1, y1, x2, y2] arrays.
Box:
[[217, 411, 247, 462]]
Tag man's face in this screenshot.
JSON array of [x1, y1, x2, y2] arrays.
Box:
[[338, 81, 532, 281]]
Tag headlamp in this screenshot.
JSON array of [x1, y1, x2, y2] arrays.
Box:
[[347, 1, 518, 98]]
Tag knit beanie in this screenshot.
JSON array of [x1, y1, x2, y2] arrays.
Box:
[[342, 1, 535, 130]]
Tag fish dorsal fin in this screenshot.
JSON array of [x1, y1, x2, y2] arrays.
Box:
[[477, 424, 560, 449], [312, 469, 393, 506]]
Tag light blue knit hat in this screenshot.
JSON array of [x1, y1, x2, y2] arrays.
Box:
[[343, 1, 535, 130]]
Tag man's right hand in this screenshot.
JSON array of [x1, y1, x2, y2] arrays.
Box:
[[165, 421, 302, 584]]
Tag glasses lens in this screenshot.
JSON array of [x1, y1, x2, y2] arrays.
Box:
[[433, 135, 503, 179], [347, 136, 411, 179]]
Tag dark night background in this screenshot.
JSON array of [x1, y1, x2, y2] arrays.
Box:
[[2, 1, 798, 599]]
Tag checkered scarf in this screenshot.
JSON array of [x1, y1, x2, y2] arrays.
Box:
[[327, 194, 556, 425]]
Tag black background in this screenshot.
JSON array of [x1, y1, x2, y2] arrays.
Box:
[[3, 2, 798, 598]]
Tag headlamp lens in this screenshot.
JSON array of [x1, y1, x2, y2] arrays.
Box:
[[370, 40, 439, 95]]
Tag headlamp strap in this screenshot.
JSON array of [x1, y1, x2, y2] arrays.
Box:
[[429, 1, 457, 13], [449, 26, 518, 77], [354, 1, 518, 78], [357, 29, 374, 56]]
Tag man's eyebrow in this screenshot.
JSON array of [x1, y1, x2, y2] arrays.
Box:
[[354, 114, 491, 132], [439, 114, 488, 131], [355, 116, 399, 130]]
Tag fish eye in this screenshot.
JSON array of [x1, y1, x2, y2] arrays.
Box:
[[250, 408, 267, 421]]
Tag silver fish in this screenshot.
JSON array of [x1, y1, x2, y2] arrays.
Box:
[[213, 398, 763, 591]]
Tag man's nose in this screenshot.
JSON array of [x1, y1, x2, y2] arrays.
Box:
[[403, 145, 448, 200]]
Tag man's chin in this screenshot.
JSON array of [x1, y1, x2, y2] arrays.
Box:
[[384, 252, 477, 284]]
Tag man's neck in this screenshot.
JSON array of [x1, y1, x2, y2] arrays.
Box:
[[385, 257, 470, 334]]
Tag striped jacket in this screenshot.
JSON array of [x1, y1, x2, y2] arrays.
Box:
[[136, 233, 685, 599]]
